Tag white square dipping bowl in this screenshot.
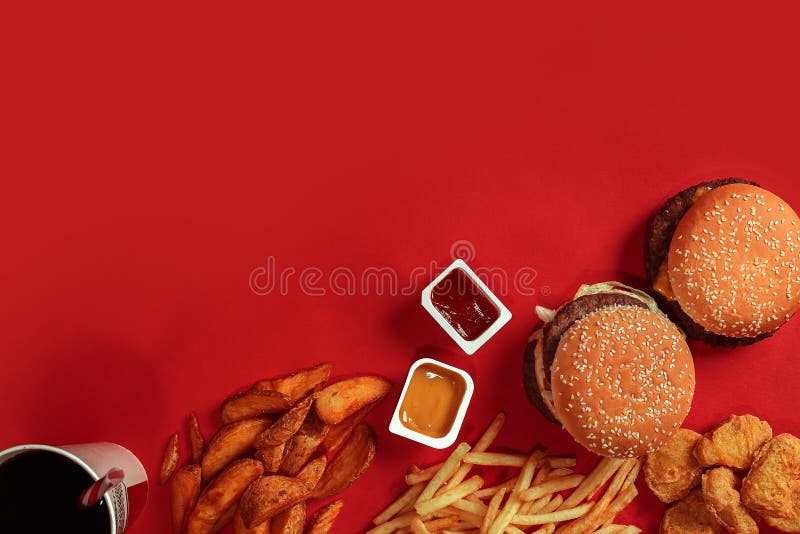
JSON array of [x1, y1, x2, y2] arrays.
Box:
[[389, 358, 474, 449], [421, 259, 512, 355]]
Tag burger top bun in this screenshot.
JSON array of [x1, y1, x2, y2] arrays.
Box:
[[668, 183, 800, 338], [551, 305, 695, 458]]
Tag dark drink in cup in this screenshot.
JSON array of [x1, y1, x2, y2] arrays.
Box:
[[0, 443, 148, 534], [0, 450, 109, 533]]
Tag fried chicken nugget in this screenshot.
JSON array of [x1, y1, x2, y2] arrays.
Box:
[[645, 428, 704, 503], [702, 467, 758, 534], [660, 488, 723, 534], [742, 433, 800, 532], [694, 414, 772, 470]]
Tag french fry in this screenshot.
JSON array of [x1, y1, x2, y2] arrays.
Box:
[[373, 483, 426, 525], [539, 494, 563, 513], [366, 512, 418, 534], [295, 454, 327, 490], [254, 393, 315, 448], [424, 516, 460, 531], [450, 498, 488, 516], [306, 499, 344, 534], [406, 462, 444, 485], [520, 494, 552, 516], [270, 501, 306, 534], [417, 443, 471, 503], [487, 450, 545, 534], [322, 401, 377, 452], [411, 516, 432, 534], [253, 362, 331, 403], [594, 526, 641, 534], [463, 452, 528, 467], [481, 487, 507, 533], [233, 503, 268, 534], [416, 476, 484, 517], [239, 475, 310, 529], [559, 458, 625, 509], [510, 502, 593, 525], [202, 417, 272, 481], [311, 422, 376, 498], [185, 459, 264, 534], [474, 476, 519, 499], [253, 442, 285, 474], [160, 432, 180, 484], [221, 390, 291, 424], [210, 504, 237, 534], [444, 412, 506, 492], [315, 375, 392, 425], [170, 464, 201, 534], [546, 468, 573, 479], [188, 412, 205, 465], [279, 412, 330, 476], [552, 459, 640, 534], [546, 456, 577, 469], [519, 474, 585, 501]]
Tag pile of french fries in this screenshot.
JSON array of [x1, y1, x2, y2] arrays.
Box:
[[161, 363, 391, 534], [370, 412, 642, 534]]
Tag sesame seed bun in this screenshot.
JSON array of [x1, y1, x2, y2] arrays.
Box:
[[668, 183, 800, 338], [551, 305, 695, 458]]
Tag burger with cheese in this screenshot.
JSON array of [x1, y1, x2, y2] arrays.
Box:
[[645, 179, 800, 345], [523, 283, 695, 458]]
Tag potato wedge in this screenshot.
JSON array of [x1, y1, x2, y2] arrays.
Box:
[[188, 412, 205, 465], [240, 475, 311, 529], [253, 442, 286, 474], [312, 422, 377, 498], [202, 417, 272, 481], [186, 458, 264, 534], [296, 454, 328, 490], [270, 501, 306, 534], [209, 504, 236, 534], [253, 362, 331, 404], [321, 401, 377, 452], [233, 503, 269, 534], [221, 390, 291, 424], [254, 394, 315, 448], [307, 499, 344, 534], [170, 464, 201, 534], [280, 412, 330, 476], [315, 376, 391, 425], [161, 432, 180, 484]]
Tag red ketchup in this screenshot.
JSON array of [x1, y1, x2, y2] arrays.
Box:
[[430, 268, 499, 341]]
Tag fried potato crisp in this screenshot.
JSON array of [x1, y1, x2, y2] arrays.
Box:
[[254, 362, 331, 404], [170, 465, 201, 534], [660, 488, 723, 534], [645, 428, 704, 503], [221, 390, 292, 424], [311, 422, 376, 499], [307, 499, 344, 534], [315, 376, 391, 425], [240, 475, 311, 529], [186, 458, 264, 534], [202, 417, 272, 481], [694, 414, 772, 470], [702, 467, 758, 534]]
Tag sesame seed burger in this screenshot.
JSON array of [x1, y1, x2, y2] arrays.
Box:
[[645, 180, 800, 345], [523, 283, 696, 458]]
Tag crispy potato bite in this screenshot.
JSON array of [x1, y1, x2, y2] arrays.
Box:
[[645, 428, 704, 503], [702, 467, 758, 534], [694, 415, 772, 470], [742, 433, 800, 531], [660, 488, 723, 534]]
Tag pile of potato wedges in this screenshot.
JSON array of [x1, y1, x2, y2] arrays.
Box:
[[160, 363, 391, 534]]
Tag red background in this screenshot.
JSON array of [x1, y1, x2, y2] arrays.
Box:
[[2, 3, 800, 532]]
